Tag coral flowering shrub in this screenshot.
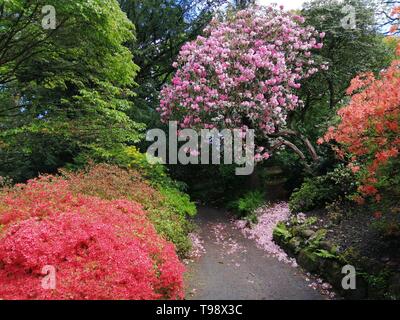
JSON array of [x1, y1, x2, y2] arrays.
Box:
[[0, 177, 185, 300], [321, 60, 400, 202]]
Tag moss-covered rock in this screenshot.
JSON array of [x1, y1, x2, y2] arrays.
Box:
[[319, 240, 337, 254], [288, 237, 302, 255], [320, 260, 343, 289], [298, 249, 320, 272], [273, 214, 398, 300], [300, 229, 316, 239]]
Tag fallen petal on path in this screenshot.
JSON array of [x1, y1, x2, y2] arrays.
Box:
[[234, 202, 298, 267]]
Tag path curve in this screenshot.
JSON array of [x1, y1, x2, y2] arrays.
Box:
[[185, 206, 324, 300]]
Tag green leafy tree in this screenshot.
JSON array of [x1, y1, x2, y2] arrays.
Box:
[[295, 0, 393, 139], [273, 0, 394, 182], [119, 0, 224, 126], [0, 0, 144, 181]]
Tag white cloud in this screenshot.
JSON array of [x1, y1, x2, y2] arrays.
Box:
[[257, 0, 306, 11]]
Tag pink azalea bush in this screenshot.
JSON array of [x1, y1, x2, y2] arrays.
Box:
[[0, 176, 185, 300], [159, 5, 326, 159]]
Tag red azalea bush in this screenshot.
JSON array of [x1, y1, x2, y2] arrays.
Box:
[[61, 164, 162, 205], [59, 164, 195, 257], [0, 176, 185, 300]]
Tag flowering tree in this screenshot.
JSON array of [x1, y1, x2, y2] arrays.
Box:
[[158, 5, 326, 162], [321, 59, 400, 203]]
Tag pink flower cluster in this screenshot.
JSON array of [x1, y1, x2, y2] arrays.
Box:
[[0, 176, 185, 300], [235, 202, 297, 267], [159, 5, 326, 159]]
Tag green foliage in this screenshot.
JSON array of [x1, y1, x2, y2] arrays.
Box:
[[145, 183, 196, 256], [315, 249, 337, 259], [159, 187, 197, 218], [151, 187, 197, 256], [306, 229, 327, 250], [281, 0, 395, 177], [121, 148, 197, 253], [273, 222, 292, 241], [0, 176, 12, 189], [94, 145, 189, 191], [289, 165, 357, 212], [300, 0, 393, 117], [374, 156, 400, 207], [169, 163, 248, 204], [0, 0, 143, 182], [371, 217, 400, 239], [119, 0, 223, 126], [123, 147, 185, 189], [359, 270, 392, 293], [228, 190, 265, 219], [290, 215, 318, 227]]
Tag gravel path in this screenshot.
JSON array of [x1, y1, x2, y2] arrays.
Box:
[[185, 206, 324, 300]]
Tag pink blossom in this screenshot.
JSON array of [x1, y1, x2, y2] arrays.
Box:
[[235, 202, 297, 267], [159, 5, 325, 161]]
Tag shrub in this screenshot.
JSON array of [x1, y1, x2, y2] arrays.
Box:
[[321, 60, 400, 205], [0, 177, 185, 300], [159, 187, 197, 217], [123, 146, 177, 188], [61, 164, 196, 256], [0, 177, 12, 189], [228, 190, 265, 221], [289, 165, 357, 213]]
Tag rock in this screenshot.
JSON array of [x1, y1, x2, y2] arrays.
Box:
[[300, 229, 316, 239], [319, 240, 337, 253], [291, 226, 303, 237], [288, 237, 302, 255], [298, 250, 320, 273]]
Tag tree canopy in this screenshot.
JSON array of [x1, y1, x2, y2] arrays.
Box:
[[158, 5, 326, 162], [118, 0, 224, 125], [0, 0, 143, 181]]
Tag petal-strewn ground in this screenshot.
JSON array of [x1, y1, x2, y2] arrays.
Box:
[[185, 206, 324, 300]]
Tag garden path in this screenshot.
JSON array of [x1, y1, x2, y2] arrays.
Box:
[[185, 206, 324, 300]]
